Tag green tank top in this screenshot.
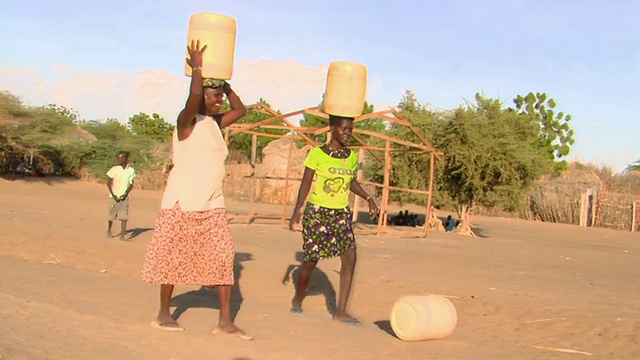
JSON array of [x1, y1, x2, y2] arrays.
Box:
[[304, 146, 358, 209]]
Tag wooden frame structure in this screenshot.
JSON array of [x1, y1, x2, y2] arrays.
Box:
[[223, 103, 443, 237]]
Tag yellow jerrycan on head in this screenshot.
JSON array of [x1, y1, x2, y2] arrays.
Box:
[[184, 13, 237, 80], [323, 61, 368, 118]]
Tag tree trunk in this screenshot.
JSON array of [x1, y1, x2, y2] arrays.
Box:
[[454, 204, 477, 237]]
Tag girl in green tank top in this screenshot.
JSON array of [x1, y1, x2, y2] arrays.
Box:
[[289, 115, 380, 325]]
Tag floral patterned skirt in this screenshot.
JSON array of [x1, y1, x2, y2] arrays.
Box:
[[301, 203, 356, 263], [141, 204, 234, 286]]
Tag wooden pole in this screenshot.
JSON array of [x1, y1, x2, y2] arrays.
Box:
[[579, 191, 587, 227], [251, 134, 258, 166], [423, 153, 436, 238], [632, 201, 637, 232], [281, 134, 295, 228], [352, 148, 365, 223], [377, 140, 392, 236], [351, 134, 384, 162], [247, 134, 258, 223], [589, 190, 597, 227]]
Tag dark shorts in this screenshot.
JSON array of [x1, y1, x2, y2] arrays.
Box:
[[301, 203, 356, 263], [108, 198, 129, 221]]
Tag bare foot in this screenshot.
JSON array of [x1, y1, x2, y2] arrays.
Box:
[[290, 296, 303, 313], [106, 231, 112, 238], [119, 233, 126, 241], [149, 313, 184, 331], [213, 323, 253, 340], [332, 312, 361, 325]]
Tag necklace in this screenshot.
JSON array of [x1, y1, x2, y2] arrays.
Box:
[[326, 143, 349, 165], [326, 144, 348, 157]]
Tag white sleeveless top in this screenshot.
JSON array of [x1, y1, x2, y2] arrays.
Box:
[[160, 114, 229, 211]]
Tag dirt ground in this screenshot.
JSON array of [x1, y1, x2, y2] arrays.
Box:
[[1, 176, 638, 360]]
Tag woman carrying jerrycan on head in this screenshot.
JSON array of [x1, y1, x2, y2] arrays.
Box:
[[289, 61, 379, 325], [141, 36, 252, 340]]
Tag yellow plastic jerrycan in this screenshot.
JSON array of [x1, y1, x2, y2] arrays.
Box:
[[323, 61, 368, 118], [184, 13, 237, 80], [390, 295, 458, 341]]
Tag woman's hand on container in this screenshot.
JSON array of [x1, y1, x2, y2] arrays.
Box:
[[186, 40, 207, 70]]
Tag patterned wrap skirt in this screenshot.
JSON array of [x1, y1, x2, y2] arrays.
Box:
[[141, 204, 234, 286], [301, 203, 356, 263]]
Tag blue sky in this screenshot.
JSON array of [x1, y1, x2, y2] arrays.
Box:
[[1, 0, 638, 172]]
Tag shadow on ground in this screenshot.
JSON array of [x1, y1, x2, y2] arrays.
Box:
[[0, 174, 80, 186], [374, 320, 398, 339], [170, 252, 254, 323], [124, 227, 153, 240], [281, 251, 337, 316]]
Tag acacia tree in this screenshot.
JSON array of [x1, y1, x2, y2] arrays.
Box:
[[128, 112, 174, 142], [384, 91, 575, 235], [41, 104, 79, 122], [69, 116, 159, 180], [373, 91, 445, 205], [436, 94, 551, 234], [5, 100, 77, 169], [82, 118, 132, 141]]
